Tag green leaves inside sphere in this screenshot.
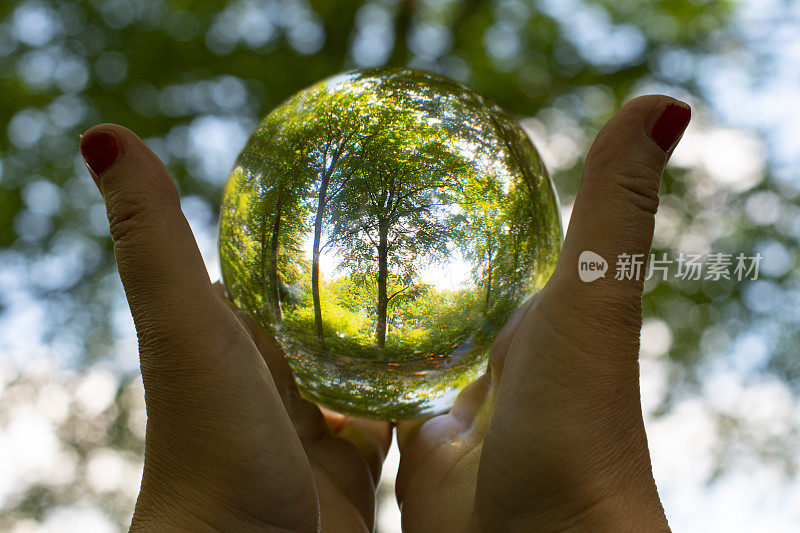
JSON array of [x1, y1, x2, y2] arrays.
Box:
[[219, 68, 562, 419]]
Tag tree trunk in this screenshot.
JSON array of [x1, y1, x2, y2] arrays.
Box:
[[375, 221, 389, 348], [388, 0, 413, 66], [269, 198, 284, 321], [311, 139, 350, 345], [484, 253, 493, 310], [490, 114, 537, 199], [312, 177, 329, 345]]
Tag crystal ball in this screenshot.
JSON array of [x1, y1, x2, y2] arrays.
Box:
[[218, 68, 562, 420]]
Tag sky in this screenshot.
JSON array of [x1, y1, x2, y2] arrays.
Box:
[[1, 0, 800, 530], [175, 1, 800, 524], [205, 1, 800, 529]]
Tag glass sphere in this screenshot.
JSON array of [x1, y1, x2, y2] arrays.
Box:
[[218, 68, 562, 420]]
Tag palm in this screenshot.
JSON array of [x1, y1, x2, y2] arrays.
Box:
[[88, 92, 686, 532], [395, 306, 515, 532], [394, 95, 692, 532], [395, 392, 488, 532], [132, 292, 391, 532], [203, 296, 391, 531], [85, 121, 394, 531]]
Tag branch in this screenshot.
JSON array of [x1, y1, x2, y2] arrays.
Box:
[[387, 285, 410, 303], [363, 225, 378, 247], [328, 165, 359, 198]]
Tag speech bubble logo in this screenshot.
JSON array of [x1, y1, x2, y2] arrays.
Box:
[[578, 251, 608, 282]]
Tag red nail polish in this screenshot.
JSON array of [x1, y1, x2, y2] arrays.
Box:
[[80, 130, 120, 176], [649, 103, 691, 153]]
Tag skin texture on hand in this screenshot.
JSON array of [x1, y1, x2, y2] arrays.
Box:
[[81, 125, 391, 532], [81, 93, 688, 533], [395, 95, 689, 532]]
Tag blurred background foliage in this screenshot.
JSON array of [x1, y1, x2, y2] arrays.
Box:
[[1, 0, 799, 531]]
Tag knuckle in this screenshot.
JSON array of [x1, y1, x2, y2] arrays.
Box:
[[105, 189, 155, 244], [609, 159, 662, 215], [585, 138, 665, 216], [137, 312, 249, 382], [541, 278, 643, 347]]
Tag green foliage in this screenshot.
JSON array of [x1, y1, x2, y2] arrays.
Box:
[[219, 68, 561, 369], [7, 0, 794, 526], [217, 67, 565, 421], [0, 0, 739, 370]]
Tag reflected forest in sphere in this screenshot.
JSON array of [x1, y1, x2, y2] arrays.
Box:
[[219, 68, 562, 419]]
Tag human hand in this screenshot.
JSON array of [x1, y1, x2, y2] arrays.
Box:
[[80, 125, 392, 532], [396, 95, 691, 532]]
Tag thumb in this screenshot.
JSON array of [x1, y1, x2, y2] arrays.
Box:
[[80, 124, 222, 353], [471, 96, 688, 532], [83, 127, 322, 533], [545, 95, 690, 330]]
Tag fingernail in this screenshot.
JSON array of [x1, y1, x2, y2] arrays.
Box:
[[80, 130, 120, 177], [648, 102, 691, 153]]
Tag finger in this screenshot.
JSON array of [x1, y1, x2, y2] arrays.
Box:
[[394, 372, 490, 502], [242, 318, 392, 480], [230, 308, 298, 401], [396, 293, 538, 455], [303, 420, 390, 527], [396, 376, 490, 449], [227, 305, 328, 435], [80, 125, 223, 347], [225, 304, 334, 439], [551, 95, 690, 304], [82, 128, 318, 527], [230, 303, 393, 474], [539, 96, 690, 353], [326, 412, 392, 484], [473, 96, 687, 529], [320, 405, 347, 432], [212, 280, 228, 300]]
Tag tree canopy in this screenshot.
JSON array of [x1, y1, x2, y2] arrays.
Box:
[[219, 68, 562, 417], [4, 0, 799, 529]]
